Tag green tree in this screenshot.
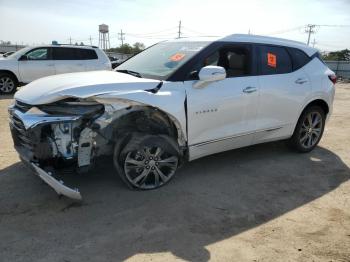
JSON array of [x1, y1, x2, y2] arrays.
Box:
[[132, 42, 146, 53], [107, 42, 145, 54]]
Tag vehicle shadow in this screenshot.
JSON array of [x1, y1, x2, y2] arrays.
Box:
[[0, 94, 14, 100], [0, 142, 349, 261]]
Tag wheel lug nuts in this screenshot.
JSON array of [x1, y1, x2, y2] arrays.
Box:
[[146, 166, 150, 169], [155, 162, 159, 166], [145, 161, 149, 164], [151, 166, 155, 170], [149, 156, 153, 160]]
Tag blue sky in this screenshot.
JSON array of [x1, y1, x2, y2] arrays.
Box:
[[0, 0, 349, 51]]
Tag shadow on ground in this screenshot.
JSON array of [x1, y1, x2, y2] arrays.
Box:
[[0, 94, 14, 100], [0, 142, 349, 261]]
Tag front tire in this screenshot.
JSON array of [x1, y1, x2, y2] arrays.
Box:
[[113, 133, 180, 190], [0, 73, 17, 94], [288, 106, 325, 152]]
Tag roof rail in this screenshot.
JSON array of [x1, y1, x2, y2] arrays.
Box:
[[51, 42, 98, 48]]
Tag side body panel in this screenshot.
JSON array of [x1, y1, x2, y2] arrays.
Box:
[[18, 60, 56, 83], [54, 60, 85, 75], [253, 67, 311, 144], [185, 76, 259, 160]]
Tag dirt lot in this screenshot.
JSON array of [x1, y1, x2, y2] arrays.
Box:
[[0, 84, 349, 262]]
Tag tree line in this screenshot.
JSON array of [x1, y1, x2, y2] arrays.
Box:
[[322, 49, 350, 61], [107, 42, 146, 54]]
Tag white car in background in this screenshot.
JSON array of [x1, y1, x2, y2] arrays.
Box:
[[9, 34, 335, 199], [0, 45, 111, 94]]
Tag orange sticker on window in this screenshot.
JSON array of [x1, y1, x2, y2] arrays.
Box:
[[267, 53, 277, 68], [170, 53, 186, 62]]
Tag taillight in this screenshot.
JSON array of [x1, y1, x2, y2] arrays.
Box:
[[328, 74, 337, 85]]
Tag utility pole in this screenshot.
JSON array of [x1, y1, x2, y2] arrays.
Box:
[[118, 29, 125, 46], [178, 20, 182, 38], [89, 36, 93, 46], [312, 38, 317, 48], [69, 36, 72, 45], [305, 24, 316, 46]]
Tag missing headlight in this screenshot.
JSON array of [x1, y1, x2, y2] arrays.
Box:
[[38, 99, 104, 117]]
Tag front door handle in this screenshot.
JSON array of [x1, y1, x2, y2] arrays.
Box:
[[295, 78, 308, 84], [243, 86, 257, 93]]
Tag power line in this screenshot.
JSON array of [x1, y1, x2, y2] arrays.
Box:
[[317, 24, 350, 27], [265, 26, 304, 35], [127, 27, 177, 37]]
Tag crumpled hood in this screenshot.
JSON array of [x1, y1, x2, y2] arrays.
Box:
[[15, 70, 161, 105]]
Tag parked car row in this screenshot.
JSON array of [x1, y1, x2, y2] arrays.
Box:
[[0, 45, 111, 94]]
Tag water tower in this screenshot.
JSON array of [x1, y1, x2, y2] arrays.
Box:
[[99, 24, 110, 50]]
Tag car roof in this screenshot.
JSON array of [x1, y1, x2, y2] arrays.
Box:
[[167, 34, 317, 56]]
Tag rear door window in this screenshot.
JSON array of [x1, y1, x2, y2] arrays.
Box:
[[259, 45, 292, 75], [52, 47, 80, 60]]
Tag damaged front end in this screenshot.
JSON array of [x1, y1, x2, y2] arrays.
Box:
[[8, 98, 106, 200]]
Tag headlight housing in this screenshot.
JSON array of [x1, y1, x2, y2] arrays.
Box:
[[38, 98, 104, 117]]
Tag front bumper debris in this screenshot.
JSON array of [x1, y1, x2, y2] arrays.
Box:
[[31, 163, 82, 200]]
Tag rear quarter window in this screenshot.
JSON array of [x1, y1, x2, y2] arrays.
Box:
[[287, 48, 311, 70], [79, 49, 98, 60], [258, 45, 292, 75]]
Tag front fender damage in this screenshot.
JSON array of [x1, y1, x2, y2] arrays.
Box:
[[10, 84, 187, 200]]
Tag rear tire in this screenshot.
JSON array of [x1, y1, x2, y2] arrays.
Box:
[[113, 133, 180, 190], [288, 106, 325, 153], [0, 73, 17, 94]]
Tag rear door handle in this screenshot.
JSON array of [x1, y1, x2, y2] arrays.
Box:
[[295, 78, 308, 84], [243, 86, 257, 93]]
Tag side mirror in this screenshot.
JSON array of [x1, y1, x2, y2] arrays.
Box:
[[19, 55, 28, 61], [194, 66, 226, 88]]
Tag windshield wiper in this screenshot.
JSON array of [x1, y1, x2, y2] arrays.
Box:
[[116, 69, 142, 78]]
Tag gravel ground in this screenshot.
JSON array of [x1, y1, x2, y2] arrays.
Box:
[[0, 84, 349, 262]]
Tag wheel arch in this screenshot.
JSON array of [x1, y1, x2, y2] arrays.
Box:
[[291, 98, 330, 135], [100, 104, 187, 149], [301, 99, 329, 116], [0, 70, 19, 84]]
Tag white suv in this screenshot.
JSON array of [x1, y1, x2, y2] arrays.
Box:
[[0, 45, 111, 94], [9, 34, 335, 199]]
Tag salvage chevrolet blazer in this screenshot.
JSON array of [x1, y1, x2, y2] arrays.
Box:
[[8, 34, 336, 199]]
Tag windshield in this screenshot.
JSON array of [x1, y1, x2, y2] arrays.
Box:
[[116, 41, 210, 80]]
